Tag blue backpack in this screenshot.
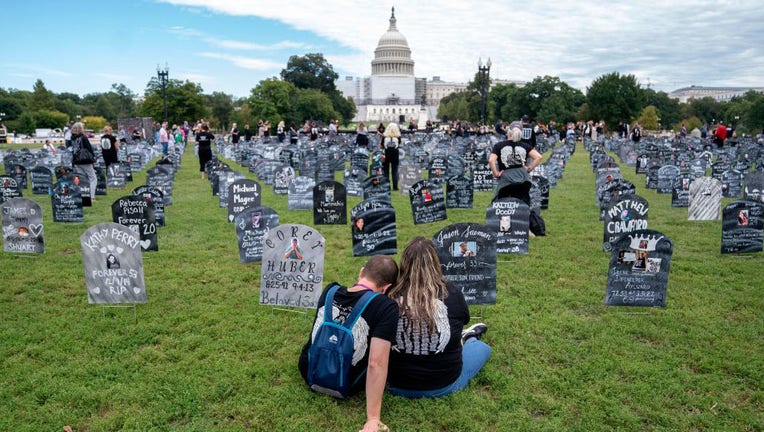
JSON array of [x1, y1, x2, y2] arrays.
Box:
[[307, 284, 378, 398]]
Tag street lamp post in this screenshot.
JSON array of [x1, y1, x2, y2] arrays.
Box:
[[478, 58, 491, 124], [157, 64, 169, 122]]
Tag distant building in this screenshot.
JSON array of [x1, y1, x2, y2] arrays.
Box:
[[669, 85, 764, 103], [336, 7, 524, 124]]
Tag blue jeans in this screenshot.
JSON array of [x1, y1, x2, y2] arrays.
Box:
[[161, 141, 168, 155], [387, 338, 491, 398]]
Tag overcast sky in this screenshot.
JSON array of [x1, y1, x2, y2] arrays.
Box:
[[3, 0, 763, 98]]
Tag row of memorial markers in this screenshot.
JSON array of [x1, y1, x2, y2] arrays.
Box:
[[2, 132, 762, 311]]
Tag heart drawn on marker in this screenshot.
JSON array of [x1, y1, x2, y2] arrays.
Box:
[[28, 224, 43, 237], [140, 240, 151, 249], [92, 287, 101, 295], [100, 247, 108, 254], [107, 244, 115, 252], [116, 247, 124, 254], [133, 287, 142, 294]]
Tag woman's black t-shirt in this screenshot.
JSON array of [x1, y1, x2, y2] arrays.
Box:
[[387, 282, 470, 390]]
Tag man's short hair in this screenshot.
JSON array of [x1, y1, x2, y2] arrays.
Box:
[[361, 255, 398, 287]]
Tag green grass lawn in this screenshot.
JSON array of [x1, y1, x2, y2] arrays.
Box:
[[1, 142, 762, 431]]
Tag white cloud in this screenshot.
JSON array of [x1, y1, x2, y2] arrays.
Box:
[[197, 52, 283, 70], [158, 0, 764, 92]]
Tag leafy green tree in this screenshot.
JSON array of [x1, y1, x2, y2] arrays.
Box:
[[327, 90, 356, 123], [744, 94, 764, 134], [247, 78, 297, 125], [642, 88, 681, 130], [82, 115, 107, 131], [437, 91, 476, 122], [33, 109, 69, 129], [488, 83, 520, 121], [30, 79, 55, 110], [140, 78, 208, 125], [637, 105, 659, 130], [682, 96, 721, 124], [281, 53, 339, 94], [206, 92, 235, 130], [110, 83, 138, 118], [586, 72, 644, 129], [292, 88, 339, 125]]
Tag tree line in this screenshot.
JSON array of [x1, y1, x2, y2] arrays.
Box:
[[439, 71, 764, 135], [2, 54, 763, 137]]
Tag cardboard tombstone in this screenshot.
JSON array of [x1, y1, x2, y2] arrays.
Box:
[[398, 162, 424, 195], [30, 166, 53, 195], [51, 180, 83, 222], [111, 195, 158, 251], [689, 159, 707, 180], [688, 177, 722, 221], [720, 169, 743, 198], [605, 230, 673, 307], [95, 167, 107, 196], [721, 200, 763, 254], [146, 166, 174, 206], [218, 171, 245, 208], [472, 157, 494, 191], [259, 224, 325, 309], [603, 194, 649, 251], [656, 165, 681, 194], [428, 156, 448, 184], [66, 170, 92, 207], [132, 185, 165, 227], [446, 175, 474, 209], [409, 180, 447, 225], [227, 179, 261, 223], [743, 171, 764, 203], [288, 175, 316, 210], [313, 181, 347, 225], [343, 166, 365, 198], [2, 198, 44, 253], [81, 222, 146, 304], [529, 175, 550, 210], [10, 164, 28, 189], [0, 176, 23, 204], [235, 205, 279, 263], [432, 223, 497, 305], [671, 176, 691, 208], [273, 165, 295, 195], [486, 197, 530, 254], [362, 174, 391, 201], [350, 198, 397, 256]]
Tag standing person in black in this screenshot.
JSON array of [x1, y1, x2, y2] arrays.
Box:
[[196, 123, 214, 179], [382, 122, 401, 190], [490, 127, 542, 205], [70, 122, 97, 201], [230, 123, 240, 146], [243, 124, 253, 142], [100, 125, 119, 169]]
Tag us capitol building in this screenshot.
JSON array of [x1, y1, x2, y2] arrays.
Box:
[[335, 7, 523, 125]]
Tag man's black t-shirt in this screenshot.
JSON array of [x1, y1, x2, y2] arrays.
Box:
[[387, 283, 469, 390], [298, 283, 399, 395]]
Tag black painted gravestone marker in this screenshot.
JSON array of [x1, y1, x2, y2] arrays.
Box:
[[605, 230, 673, 307], [218, 170, 245, 208], [433, 223, 497, 305], [446, 176, 473, 209], [30, 166, 53, 195], [428, 156, 448, 184], [107, 164, 126, 188], [288, 176, 316, 210], [721, 200, 763, 254], [146, 166, 174, 206], [132, 185, 165, 227], [234, 205, 279, 263], [343, 167, 364, 198], [657, 165, 681, 194], [744, 171, 764, 203], [0, 176, 23, 204], [486, 198, 530, 254], [51, 180, 83, 222], [10, 164, 27, 189], [671, 176, 691, 208], [688, 177, 722, 221], [603, 194, 649, 251], [111, 195, 158, 251], [2, 198, 44, 254], [313, 181, 347, 225], [351, 198, 397, 256], [720, 169, 743, 198], [227, 179, 261, 223], [273, 165, 295, 195], [472, 156, 494, 192], [81, 223, 146, 304], [409, 180, 447, 225], [530, 175, 550, 210], [398, 162, 423, 195], [363, 175, 390, 201], [95, 167, 107, 196], [260, 224, 325, 309]]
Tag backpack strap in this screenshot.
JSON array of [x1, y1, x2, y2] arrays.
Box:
[[323, 283, 379, 328]]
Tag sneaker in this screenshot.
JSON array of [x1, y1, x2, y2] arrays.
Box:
[[461, 323, 488, 344]]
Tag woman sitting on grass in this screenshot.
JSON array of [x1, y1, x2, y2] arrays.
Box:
[[386, 237, 491, 398]]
